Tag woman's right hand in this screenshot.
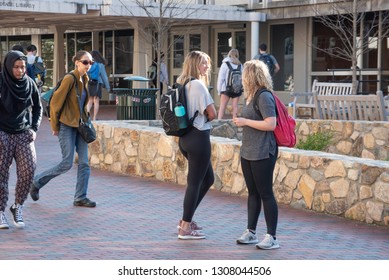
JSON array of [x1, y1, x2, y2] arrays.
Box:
[[52, 130, 59, 136], [233, 117, 246, 127]]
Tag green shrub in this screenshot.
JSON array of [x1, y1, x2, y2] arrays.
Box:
[[296, 131, 333, 151]]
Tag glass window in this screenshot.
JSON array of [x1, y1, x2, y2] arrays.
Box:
[[189, 34, 201, 51], [66, 33, 75, 72], [235, 31, 246, 64], [312, 20, 351, 73], [173, 35, 184, 69], [0, 37, 7, 63], [270, 24, 294, 91], [217, 32, 232, 67], [41, 34, 54, 88], [114, 29, 134, 74], [104, 31, 113, 85], [361, 12, 380, 69], [77, 32, 92, 52], [8, 35, 30, 53]]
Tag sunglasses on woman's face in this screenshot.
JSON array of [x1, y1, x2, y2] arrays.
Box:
[[79, 60, 94, 65]]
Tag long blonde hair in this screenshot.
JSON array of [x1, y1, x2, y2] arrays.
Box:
[[228, 48, 241, 65], [177, 50, 211, 86], [242, 59, 273, 103]]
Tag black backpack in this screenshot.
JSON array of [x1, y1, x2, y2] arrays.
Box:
[[27, 56, 46, 80], [41, 73, 76, 119], [225, 62, 243, 96], [258, 54, 275, 76], [159, 78, 198, 137]]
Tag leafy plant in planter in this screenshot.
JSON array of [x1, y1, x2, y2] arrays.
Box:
[[296, 131, 333, 151]]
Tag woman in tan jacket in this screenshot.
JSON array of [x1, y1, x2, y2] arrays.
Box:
[[30, 50, 97, 207]]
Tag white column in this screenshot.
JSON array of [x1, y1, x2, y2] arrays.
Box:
[[251, 21, 259, 59]]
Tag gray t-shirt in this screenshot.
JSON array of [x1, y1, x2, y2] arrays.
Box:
[[185, 79, 214, 131], [240, 90, 277, 161]]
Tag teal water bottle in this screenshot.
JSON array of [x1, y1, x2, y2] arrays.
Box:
[[174, 102, 188, 129]]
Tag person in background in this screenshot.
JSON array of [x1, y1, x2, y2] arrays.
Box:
[[26, 44, 46, 92], [176, 51, 217, 240], [159, 53, 169, 94], [233, 59, 280, 250], [30, 50, 97, 208], [0, 50, 42, 229], [11, 45, 25, 54], [217, 48, 243, 119], [87, 50, 110, 121], [148, 60, 157, 88], [253, 43, 280, 78]]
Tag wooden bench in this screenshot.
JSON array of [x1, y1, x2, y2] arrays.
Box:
[[291, 79, 354, 118], [313, 90, 388, 121]]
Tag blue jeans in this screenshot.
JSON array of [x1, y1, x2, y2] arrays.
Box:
[[33, 123, 90, 201]]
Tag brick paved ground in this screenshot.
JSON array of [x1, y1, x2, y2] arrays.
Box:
[[1, 105, 388, 260]]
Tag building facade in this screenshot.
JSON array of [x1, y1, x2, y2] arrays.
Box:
[[0, 0, 388, 105]]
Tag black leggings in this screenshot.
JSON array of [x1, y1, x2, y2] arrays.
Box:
[[241, 148, 278, 236], [179, 128, 214, 222]]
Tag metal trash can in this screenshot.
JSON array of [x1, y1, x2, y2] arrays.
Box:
[[114, 88, 159, 120]]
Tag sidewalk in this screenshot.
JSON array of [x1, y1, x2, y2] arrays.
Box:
[[1, 105, 388, 260]]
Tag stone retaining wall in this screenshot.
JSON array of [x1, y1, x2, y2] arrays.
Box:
[[212, 119, 389, 161], [89, 121, 389, 227]]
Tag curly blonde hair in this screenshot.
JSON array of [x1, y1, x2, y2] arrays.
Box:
[[242, 59, 273, 103], [177, 50, 211, 86]]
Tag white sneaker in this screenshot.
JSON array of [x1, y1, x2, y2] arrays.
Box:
[[0, 211, 9, 229], [236, 229, 258, 244], [10, 203, 25, 228], [256, 234, 280, 250]]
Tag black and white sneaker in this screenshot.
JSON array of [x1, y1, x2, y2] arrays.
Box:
[[10, 204, 25, 228]]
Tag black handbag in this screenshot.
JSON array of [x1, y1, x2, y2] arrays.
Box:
[[78, 115, 96, 143], [76, 82, 96, 144]]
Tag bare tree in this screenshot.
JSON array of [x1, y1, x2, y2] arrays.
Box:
[[118, 0, 205, 114], [312, 0, 389, 93]]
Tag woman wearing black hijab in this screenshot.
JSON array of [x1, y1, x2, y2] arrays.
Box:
[[0, 50, 42, 229]]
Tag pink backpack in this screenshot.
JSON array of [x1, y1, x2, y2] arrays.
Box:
[[253, 89, 297, 148]]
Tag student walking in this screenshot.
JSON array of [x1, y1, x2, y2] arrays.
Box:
[[176, 51, 216, 240], [30, 50, 97, 208], [217, 48, 243, 119], [253, 43, 280, 78], [233, 59, 280, 249], [0, 50, 42, 229], [87, 50, 110, 121], [26, 44, 46, 92]]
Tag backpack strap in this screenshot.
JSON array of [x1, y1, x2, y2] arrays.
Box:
[[225, 61, 233, 71], [183, 77, 199, 122], [253, 88, 276, 117]]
